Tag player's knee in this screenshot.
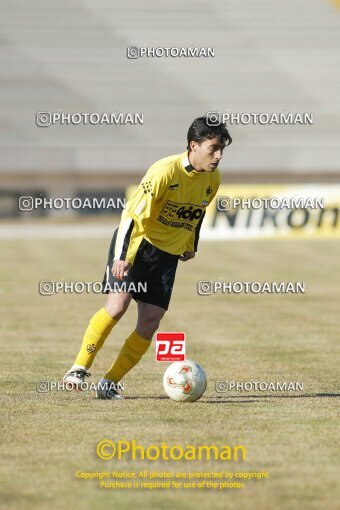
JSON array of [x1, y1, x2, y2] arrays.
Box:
[[104, 293, 131, 320]]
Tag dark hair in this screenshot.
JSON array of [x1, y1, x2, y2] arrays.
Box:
[[187, 116, 232, 151]]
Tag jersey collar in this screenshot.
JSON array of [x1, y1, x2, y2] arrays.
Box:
[[181, 153, 195, 174]]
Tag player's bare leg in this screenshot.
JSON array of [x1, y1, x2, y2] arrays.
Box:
[[135, 301, 166, 339], [104, 291, 132, 320]]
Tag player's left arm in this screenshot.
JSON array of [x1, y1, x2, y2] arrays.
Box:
[[179, 250, 196, 262], [179, 212, 205, 261], [182, 173, 221, 260]]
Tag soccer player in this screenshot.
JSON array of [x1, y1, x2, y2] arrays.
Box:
[[63, 116, 232, 399]]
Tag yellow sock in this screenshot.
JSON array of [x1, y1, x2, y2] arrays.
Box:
[[104, 330, 151, 383], [74, 308, 117, 369]]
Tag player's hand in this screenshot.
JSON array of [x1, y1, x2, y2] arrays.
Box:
[[179, 251, 195, 262], [112, 260, 132, 280]]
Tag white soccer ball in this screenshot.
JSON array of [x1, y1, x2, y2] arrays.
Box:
[[163, 360, 207, 402]]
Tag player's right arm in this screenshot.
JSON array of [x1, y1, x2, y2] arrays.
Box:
[[112, 165, 170, 278], [112, 259, 131, 280]]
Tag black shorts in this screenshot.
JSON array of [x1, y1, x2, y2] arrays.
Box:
[[102, 229, 179, 310]]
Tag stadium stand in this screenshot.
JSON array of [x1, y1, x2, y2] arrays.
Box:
[[0, 0, 339, 211]]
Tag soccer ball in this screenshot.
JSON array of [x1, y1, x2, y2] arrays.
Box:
[[162, 360, 207, 402]]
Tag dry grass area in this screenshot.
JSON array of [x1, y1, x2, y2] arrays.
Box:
[[0, 238, 339, 510]]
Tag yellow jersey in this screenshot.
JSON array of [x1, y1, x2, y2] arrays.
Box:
[[114, 151, 220, 264]]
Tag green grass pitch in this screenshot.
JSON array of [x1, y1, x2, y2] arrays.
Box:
[[1, 238, 339, 510]]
